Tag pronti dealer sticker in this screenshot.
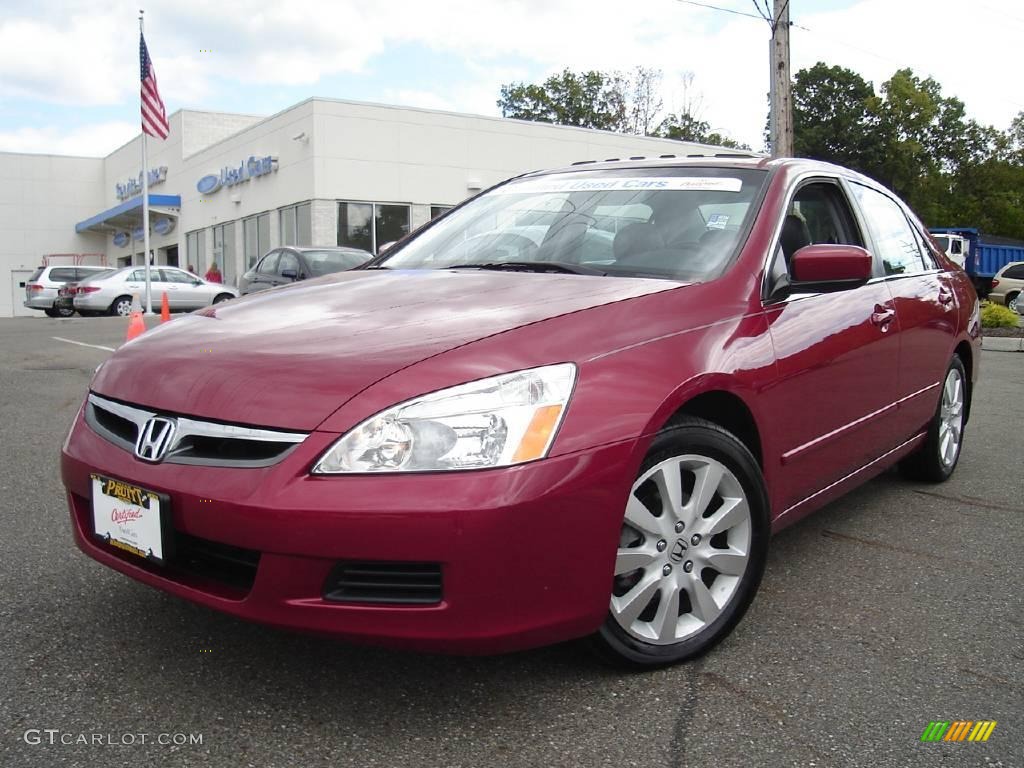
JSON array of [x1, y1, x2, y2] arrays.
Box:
[[496, 176, 744, 195]]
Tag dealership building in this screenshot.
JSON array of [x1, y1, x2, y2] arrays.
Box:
[[1, 97, 729, 317]]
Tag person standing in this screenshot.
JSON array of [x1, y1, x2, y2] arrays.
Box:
[[205, 262, 222, 283], [186, 263, 196, 275]]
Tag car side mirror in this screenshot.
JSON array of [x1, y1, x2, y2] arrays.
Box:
[[192, 279, 203, 285], [281, 269, 298, 280], [789, 245, 873, 293]]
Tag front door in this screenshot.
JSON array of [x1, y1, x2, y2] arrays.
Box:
[[761, 179, 902, 512]]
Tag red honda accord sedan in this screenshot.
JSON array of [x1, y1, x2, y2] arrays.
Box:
[[61, 157, 980, 667]]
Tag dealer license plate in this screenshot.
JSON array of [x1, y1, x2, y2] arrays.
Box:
[[91, 474, 168, 563]]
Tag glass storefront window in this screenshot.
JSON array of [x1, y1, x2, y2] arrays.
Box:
[[280, 202, 312, 246], [296, 202, 312, 245], [186, 229, 206, 273], [431, 205, 452, 219], [244, 212, 270, 268], [213, 223, 236, 285], [338, 202, 373, 253], [281, 207, 296, 245], [338, 202, 410, 254]]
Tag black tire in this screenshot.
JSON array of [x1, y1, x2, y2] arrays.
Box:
[[589, 416, 770, 668], [899, 355, 967, 483], [109, 295, 133, 317], [212, 293, 233, 304], [1007, 291, 1020, 313], [43, 308, 61, 318]]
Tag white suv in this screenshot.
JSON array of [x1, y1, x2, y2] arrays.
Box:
[[990, 261, 1024, 313], [24, 265, 113, 317]]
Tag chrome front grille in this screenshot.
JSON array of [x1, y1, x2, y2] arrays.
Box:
[[85, 393, 307, 468]]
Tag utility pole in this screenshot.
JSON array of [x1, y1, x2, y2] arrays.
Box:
[[768, 0, 793, 157]]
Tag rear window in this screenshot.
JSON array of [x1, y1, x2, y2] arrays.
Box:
[[49, 268, 77, 282], [76, 267, 110, 279], [28, 267, 44, 282]]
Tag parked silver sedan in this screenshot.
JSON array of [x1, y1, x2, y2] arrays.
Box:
[[73, 266, 239, 317]]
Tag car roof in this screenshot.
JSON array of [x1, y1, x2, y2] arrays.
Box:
[[516, 155, 881, 189], [288, 246, 369, 253]]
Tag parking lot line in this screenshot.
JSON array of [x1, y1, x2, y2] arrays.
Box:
[[52, 336, 116, 352]]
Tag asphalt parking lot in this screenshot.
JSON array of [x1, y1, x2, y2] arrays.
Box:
[[1, 315, 1021, 768]]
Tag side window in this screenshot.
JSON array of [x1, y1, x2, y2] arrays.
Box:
[[1003, 264, 1024, 280], [127, 270, 146, 281], [257, 251, 280, 275], [160, 269, 193, 283], [277, 251, 300, 275], [851, 184, 928, 276], [49, 268, 77, 282], [780, 181, 864, 266]]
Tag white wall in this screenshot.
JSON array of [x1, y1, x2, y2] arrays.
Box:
[[310, 99, 721, 206], [0, 152, 106, 316]]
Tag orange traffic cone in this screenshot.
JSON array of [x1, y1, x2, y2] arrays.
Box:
[[125, 294, 146, 341], [160, 291, 170, 323]]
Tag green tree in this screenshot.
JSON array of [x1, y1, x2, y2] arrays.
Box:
[[497, 69, 627, 132], [497, 68, 748, 148], [656, 113, 749, 149], [791, 62, 883, 173]]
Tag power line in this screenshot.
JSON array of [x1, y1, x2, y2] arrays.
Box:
[[674, 0, 765, 22]]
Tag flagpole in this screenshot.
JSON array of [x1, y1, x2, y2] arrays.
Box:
[[140, 10, 153, 314]]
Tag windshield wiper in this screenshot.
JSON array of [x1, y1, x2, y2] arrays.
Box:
[[446, 261, 606, 276]]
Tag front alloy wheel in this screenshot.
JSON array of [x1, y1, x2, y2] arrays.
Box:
[[592, 417, 769, 667]]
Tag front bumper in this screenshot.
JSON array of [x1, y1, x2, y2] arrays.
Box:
[[61, 404, 638, 654]]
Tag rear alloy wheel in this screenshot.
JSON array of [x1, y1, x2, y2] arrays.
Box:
[[110, 296, 133, 317], [592, 417, 769, 667], [1008, 291, 1020, 313], [899, 356, 967, 482]]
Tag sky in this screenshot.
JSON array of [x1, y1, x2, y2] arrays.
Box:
[[1, 0, 1022, 157]]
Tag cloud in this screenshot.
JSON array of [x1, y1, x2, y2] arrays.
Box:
[[0, 0, 1020, 155], [0, 121, 138, 156]]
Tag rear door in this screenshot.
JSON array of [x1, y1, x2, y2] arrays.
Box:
[[849, 183, 957, 440], [761, 178, 902, 511]]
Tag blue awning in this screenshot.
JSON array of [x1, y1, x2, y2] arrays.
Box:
[[75, 194, 181, 233]]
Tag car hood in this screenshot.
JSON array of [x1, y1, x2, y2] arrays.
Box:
[[91, 269, 676, 430]]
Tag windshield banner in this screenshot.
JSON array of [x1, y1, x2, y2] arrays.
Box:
[[496, 176, 744, 195]]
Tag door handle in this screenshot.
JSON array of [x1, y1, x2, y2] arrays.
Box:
[[938, 286, 954, 306], [871, 305, 896, 329]]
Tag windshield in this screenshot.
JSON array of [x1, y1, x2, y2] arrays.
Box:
[[378, 167, 768, 281], [305, 250, 369, 276]]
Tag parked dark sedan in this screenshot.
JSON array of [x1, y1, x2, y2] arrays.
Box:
[[62, 157, 980, 667], [238, 246, 371, 294]]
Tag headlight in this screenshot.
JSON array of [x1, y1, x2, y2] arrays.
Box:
[[312, 363, 577, 473]]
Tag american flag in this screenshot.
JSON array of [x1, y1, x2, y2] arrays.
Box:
[[139, 33, 169, 139]]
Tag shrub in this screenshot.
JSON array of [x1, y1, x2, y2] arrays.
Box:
[[980, 301, 1020, 329]]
